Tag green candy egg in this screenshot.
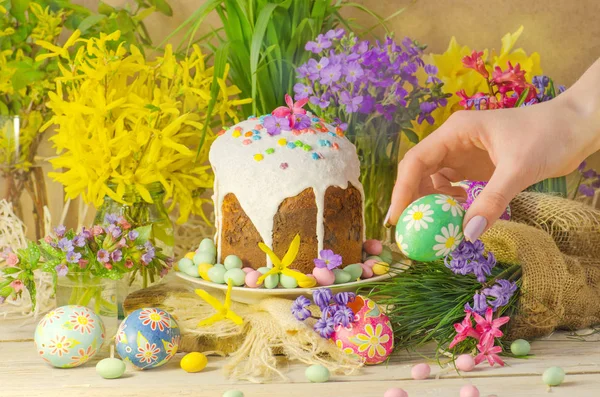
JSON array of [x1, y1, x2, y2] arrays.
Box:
[[194, 251, 216, 266], [305, 364, 330, 383], [344, 264, 363, 281], [224, 255, 243, 270], [510, 339, 531, 356], [257, 267, 270, 275], [280, 274, 298, 289], [199, 238, 216, 252], [222, 390, 244, 397], [366, 256, 382, 262], [178, 258, 199, 277], [223, 268, 246, 286], [264, 273, 279, 289], [379, 246, 393, 264], [333, 269, 352, 284], [543, 366, 565, 386], [208, 264, 227, 284], [96, 357, 126, 379], [395, 194, 465, 262]]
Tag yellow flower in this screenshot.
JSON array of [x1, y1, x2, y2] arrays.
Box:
[[29, 3, 65, 43], [353, 323, 390, 359], [35, 29, 81, 61], [195, 280, 243, 326], [256, 234, 316, 287]]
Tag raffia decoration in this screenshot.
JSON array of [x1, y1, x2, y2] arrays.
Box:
[[172, 213, 214, 259]]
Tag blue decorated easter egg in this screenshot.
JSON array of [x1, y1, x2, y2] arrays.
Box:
[[34, 305, 105, 368], [115, 308, 180, 370]]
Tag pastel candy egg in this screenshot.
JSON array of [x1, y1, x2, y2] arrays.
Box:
[[280, 274, 299, 289], [379, 246, 393, 264], [298, 274, 317, 288], [411, 363, 431, 380], [184, 252, 195, 260], [543, 366, 565, 386], [510, 339, 531, 356], [364, 259, 379, 268], [372, 262, 390, 276], [256, 267, 269, 275], [193, 251, 215, 266], [96, 357, 126, 379], [360, 263, 374, 279], [241, 267, 253, 274], [459, 385, 480, 397], [363, 239, 383, 256], [264, 273, 279, 289], [115, 308, 180, 370], [344, 263, 363, 281], [245, 270, 262, 288], [223, 391, 244, 397], [224, 255, 243, 270], [455, 354, 475, 372], [312, 267, 335, 286], [395, 194, 464, 262], [197, 263, 213, 281], [208, 264, 227, 284], [305, 364, 330, 383], [333, 269, 352, 284], [178, 258, 198, 277], [198, 238, 217, 254], [180, 352, 207, 373], [366, 256, 382, 263], [384, 388, 408, 397], [224, 268, 246, 286], [35, 305, 105, 368]]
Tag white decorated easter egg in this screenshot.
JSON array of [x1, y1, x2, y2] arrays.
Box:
[[395, 194, 464, 262], [34, 305, 105, 368]]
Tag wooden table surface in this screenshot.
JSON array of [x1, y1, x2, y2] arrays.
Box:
[[1, 319, 599, 397]]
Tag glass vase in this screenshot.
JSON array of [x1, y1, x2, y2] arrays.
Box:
[[55, 273, 118, 339]]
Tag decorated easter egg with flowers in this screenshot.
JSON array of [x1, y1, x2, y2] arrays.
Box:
[[395, 194, 464, 262], [461, 180, 511, 220], [116, 308, 180, 370], [332, 296, 394, 365], [34, 305, 105, 368]]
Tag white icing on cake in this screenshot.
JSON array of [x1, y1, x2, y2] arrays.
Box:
[[210, 112, 364, 267]]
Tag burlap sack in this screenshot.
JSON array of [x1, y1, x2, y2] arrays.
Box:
[[481, 192, 600, 339]]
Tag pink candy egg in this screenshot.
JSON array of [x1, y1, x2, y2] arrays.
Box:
[[411, 363, 431, 380], [242, 267, 253, 274], [360, 263, 374, 279], [459, 385, 479, 397], [364, 259, 379, 268], [312, 267, 335, 286], [245, 270, 262, 288], [383, 388, 408, 397], [456, 354, 475, 372], [363, 239, 383, 256]]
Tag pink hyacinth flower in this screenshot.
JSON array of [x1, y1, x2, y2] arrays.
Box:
[[449, 311, 481, 349], [472, 307, 510, 346], [475, 338, 505, 367], [461, 50, 489, 78]]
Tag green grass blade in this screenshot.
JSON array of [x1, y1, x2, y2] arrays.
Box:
[[250, 3, 279, 115]]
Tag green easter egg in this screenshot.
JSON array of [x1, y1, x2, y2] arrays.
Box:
[[344, 264, 363, 281], [222, 391, 244, 397], [264, 273, 279, 289], [194, 251, 216, 266], [199, 238, 216, 251], [280, 274, 298, 289], [96, 358, 126, 379], [543, 366, 565, 386], [178, 258, 199, 278], [333, 269, 352, 284], [305, 364, 330, 383], [379, 246, 393, 264], [395, 194, 464, 262], [223, 268, 246, 286], [208, 264, 226, 284], [510, 339, 531, 356], [257, 267, 270, 275], [224, 255, 243, 270]]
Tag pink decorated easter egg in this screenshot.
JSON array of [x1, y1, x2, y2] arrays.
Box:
[[242, 267, 253, 274], [363, 239, 383, 256], [312, 267, 335, 286], [245, 270, 262, 288], [384, 388, 408, 397], [459, 385, 479, 397], [462, 181, 511, 220], [411, 363, 431, 380], [360, 263, 374, 279], [456, 354, 475, 372], [332, 296, 394, 365]]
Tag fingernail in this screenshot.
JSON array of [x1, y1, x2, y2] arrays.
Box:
[[464, 216, 487, 242], [383, 208, 392, 229]]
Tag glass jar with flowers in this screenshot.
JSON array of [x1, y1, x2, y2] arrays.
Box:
[[294, 30, 448, 240]]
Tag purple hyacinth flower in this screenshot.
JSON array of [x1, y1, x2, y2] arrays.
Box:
[[263, 115, 290, 136], [340, 92, 363, 114], [128, 230, 139, 241], [55, 263, 68, 277], [111, 250, 123, 262], [583, 169, 597, 179], [104, 214, 119, 224], [333, 306, 354, 327], [314, 249, 343, 270], [293, 83, 313, 100], [97, 249, 110, 263], [54, 225, 66, 238], [312, 288, 333, 310], [292, 114, 311, 130], [291, 296, 312, 321], [465, 292, 488, 316], [483, 279, 518, 310], [314, 316, 335, 339], [72, 234, 86, 248], [57, 238, 74, 253], [579, 184, 595, 197], [472, 251, 496, 283], [344, 62, 364, 83], [418, 102, 437, 125], [334, 292, 356, 306], [319, 64, 342, 86]]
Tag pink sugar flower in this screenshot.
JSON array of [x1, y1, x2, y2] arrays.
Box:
[[472, 307, 510, 346], [475, 338, 505, 367], [6, 253, 19, 267], [272, 94, 309, 127], [10, 280, 24, 293], [449, 311, 481, 349], [461, 50, 489, 78]]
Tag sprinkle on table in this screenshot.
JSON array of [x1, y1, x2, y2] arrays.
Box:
[[255, 124, 263, 129], [254, 154, 264, 162], [266, 148, 275, 154], [242, 139, 252, 145], [278, 138, 287, 146], [280, 162, 289, 170]]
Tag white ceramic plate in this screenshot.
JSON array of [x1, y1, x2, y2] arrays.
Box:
[[175, 262, 409, 304]]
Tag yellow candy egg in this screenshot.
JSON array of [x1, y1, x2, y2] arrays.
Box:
[[185, 252, 195, 260], [180, 352, 208, 373], [197, 263, 213, 281], [372, 262, 390, 276], [298, 275, 317, 288]]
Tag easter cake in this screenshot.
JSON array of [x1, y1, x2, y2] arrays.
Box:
[[209, 98, 364, 273]]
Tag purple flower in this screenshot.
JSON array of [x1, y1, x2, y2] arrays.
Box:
[[294, 83, 313, 100], [333, 306, 354, 327], [72, 235, 86, 248], [297, 64, 312, 79], [292, 114, 311, 130], [344, 62, 364, 83], [313, 250, 343, 270], [305, 34, 332, 54], [263, 115, 290, 136], [314, 316, 335, 339], [0, 296, 4, 304], [557, 85, 567, 94], [418, 102, 437, 124], [55, 263, 68, 277], [312, 288, 333, 310], [483, 279, 518, 310], [424, 64, 438, 76], [54, 225, 66, 238], [142, 251, 155, 264], [473, 251, 496, 283], [291, 296, 312, 321], [340, 92, 363, 114], [319, 64, 342, 86], [583, 169, 597, 179], [104, 214, 119, 224], [107, 224, 122, 238], [66, 251, 82, 264], [334, 292, 355, 306], [445, 240, 496, 283], [465, 292, 488, 316], [128, 230, 139, 241], [97, 249, 110, 263], [332, 117, 348, 131], [578, 161, 587, 172], [307, 57, 329, 76], [375, 103, 396, 121], [309, 95, 330, 109], [359, 95, 375, 114], [80, 227, 92, 240], [532, 75, 550, 94], [579, 184, 595, 197], [111, 250, 123, 262], [57, 238, 73, 253], [325, 28, 345, 40]]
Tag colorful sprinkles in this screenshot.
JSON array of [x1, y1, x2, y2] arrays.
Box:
[[277, 138, 287, 146], [280, 162, 289, 170], [254, 154, 264, 162], [266, 148, 275, 154]]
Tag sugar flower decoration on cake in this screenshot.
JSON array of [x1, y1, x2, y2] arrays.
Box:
[[257, 234, 316, 287], [195, 280, 243, 327], [263, 94, 310, 135], [314, 249, 342, 270]]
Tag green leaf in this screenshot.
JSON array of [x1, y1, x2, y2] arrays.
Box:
[[24, 242, 41, 267], [116, 11, 136, 34], [514, 87, 530, 108], [250, 3, 279, 116], [98, 1, 116, 16], [10, 0, 30, 23], [0, 286, 13, 297], [403, 129, 419, 144], [77, 15, 107, 35], [148, 0, 172, 16], [1, 267, 21, 275], [133, 225, 152, 245], [144, 104, 161, 112], [133, 6, 157, 22], [0, 101, 8, 116]]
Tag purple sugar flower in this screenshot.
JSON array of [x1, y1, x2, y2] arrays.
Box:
[[579, 184, 595, 197], [55, 263, 68, 277], [340, 92, 363, 114], [104, 214, 119, 224], [334, 292, 355, 306], [292, 114, 311, 130], [57, 238, 73, 253], [314, 250, 343, 270], [309, 95, 330, 109], [294, 83, 313, 100], [333, 306, 354, 327], [66, 251, 82, 264], [465, 292, 488, 316], [128, 230, 139, 241], [312, 288, 333, 310], [263, 115, 290, 136], [107, 224, 122, 238], [111, 250, 123, 262], [72, 234, 86, 248], [54, 225, 66, 238], [319, 64, 342, 86], [97, 249, 110, 263], [291, 296, 312, 321], [314, 316, 335, 339], [344, 62, 364, 83], [483, 279, 518, 310]]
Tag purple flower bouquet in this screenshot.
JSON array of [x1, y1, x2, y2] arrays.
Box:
[[295, 30, 448, 239]]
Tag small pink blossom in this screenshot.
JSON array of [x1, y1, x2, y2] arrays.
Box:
[[91, 225, 104, 236], [78, 259, 89, 269], [118, 218, 131, 230], [475, 338, 505, 367], [5, 253, 19, 267], [10, 280, 24, 293], [44, 235, 53, 244], [461, 50, 488, 78], [104, 263, 113, 270], [449, 311, 481, 349], [272, 94, 309, 126], [473, 307, 510, 346], [124, 258, 134, 269]]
